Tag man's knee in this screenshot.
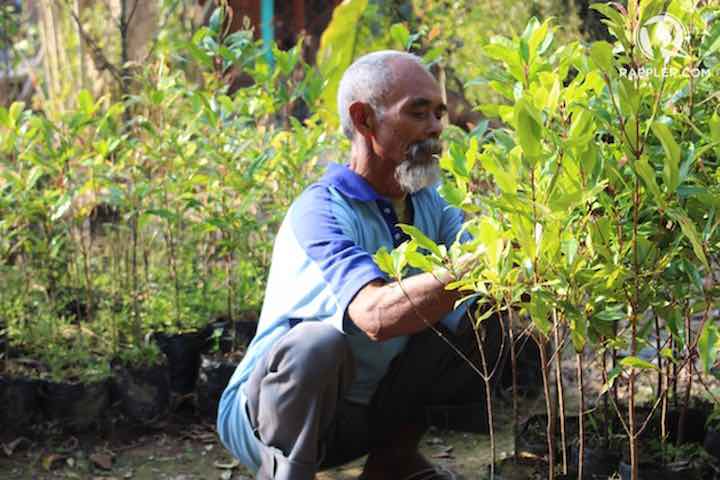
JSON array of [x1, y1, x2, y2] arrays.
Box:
[[272, 321, 354, 382]]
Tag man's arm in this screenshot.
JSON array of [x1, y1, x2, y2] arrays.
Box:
[[348, 269, 461, 342]]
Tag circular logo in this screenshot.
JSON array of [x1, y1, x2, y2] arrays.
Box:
[[637, 13, 687, 61]]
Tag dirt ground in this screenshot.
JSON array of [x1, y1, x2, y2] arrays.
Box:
[[0, 402, 523, 480], [0, 422, 514, 480], [4, 343, 715, 480]]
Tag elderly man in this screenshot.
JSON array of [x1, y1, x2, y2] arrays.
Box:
[[217, 50, 501, 480]]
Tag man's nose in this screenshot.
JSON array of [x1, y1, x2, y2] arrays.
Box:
[[428, 114, 443, 137]]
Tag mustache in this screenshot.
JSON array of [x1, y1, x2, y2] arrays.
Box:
[[407, 138, 443, 163]]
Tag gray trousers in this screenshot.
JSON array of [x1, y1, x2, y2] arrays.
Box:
[[244, 316, 502, 480]]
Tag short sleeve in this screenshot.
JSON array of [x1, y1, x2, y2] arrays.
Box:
[[290, 184, 387, 332]]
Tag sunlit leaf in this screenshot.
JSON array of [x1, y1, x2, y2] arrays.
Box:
[[399, 224, 442, 258], [619, 356, 658, 371], [699, 321, 719, 374], [373, 246, 394, 277], [651, 122, 680, 193]]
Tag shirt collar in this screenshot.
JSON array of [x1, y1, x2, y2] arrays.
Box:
[[321, 163, 382, 201]]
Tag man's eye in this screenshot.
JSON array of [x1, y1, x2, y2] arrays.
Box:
[[412, 111, 428, 119]]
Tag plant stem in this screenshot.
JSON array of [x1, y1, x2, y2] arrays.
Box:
[[654, 311, 662, 399], [131, 210, 140, 344], [506, 297, 519, 458], [474, 325, 496, 480], [672, 334, 678, 409], [677, 306, 693, 444], [577, 350, 585, 480], [602, 342, 610, 448], [661, 346, 669, 462], [537, 335, 555, 479], [628, 336, 638, 480], [629, 174, 640, 480], [553, 310, 567, 474]]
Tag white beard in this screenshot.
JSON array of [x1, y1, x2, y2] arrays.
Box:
[[394, 157, 441, 194]]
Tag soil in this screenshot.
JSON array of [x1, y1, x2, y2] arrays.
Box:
[[0, 420, 512, 480], [2, 336, 719, 479]]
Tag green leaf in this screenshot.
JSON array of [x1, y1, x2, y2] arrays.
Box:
[[699, 322, 719, 374], [710, 111, 720, 159], [601, 365, 622, 394], [77, 90, 95, 116], [391, 243, 408, 276], [660, 348, 675, 362], [209, 7, 223, 33], [51, 195, 72, 221], [438, 181, 466, 208], [562, 238, 578, 266], [567, 308, 587, 352], [316, 0, 369, 129], [26, 166, 44, 190], [651, 122, 680, 193], [472, 305, 497, 328], [527, 291, 552, 336], [9, 101, 24, 126], [514, 98, 543, 158], [590, 4, 626, 32], [701, 21, 720, 59], [620, 356, 658, 371], [390, 23, 410, 50], [399, 224, 442, 258], [667, 208, 710, 270], [146, 208, 176, 222], [567, 109, 594, 146], [633, 156, 664, 206], [373, 246, 395, 277], [528, 19, 551, 61], [592, 305, 626, 323], [590, 41, 614, 73], [405, 250, 434, 272], [479, 151, 517, 194]]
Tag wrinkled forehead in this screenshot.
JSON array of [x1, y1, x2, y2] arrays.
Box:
[[382, 58, 443, 107]]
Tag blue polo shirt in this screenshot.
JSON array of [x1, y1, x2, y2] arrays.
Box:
[[217, 163, 469, 472]]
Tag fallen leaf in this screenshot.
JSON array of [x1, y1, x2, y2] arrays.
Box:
[[60, 436, 79, 453], [214, 458, 240, 470], [2, 437, 30, 456], [90, 452, 113, 470], [42, 453, 66, 471], [220, 471, 232, 480], [66, 457, 76, 467]]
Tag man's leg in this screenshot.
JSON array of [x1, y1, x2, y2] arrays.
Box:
[[244, 321, 356, 480], [362, 313, 504, 478]]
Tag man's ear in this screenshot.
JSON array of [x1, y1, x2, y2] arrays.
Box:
[[349, 101, 375, 138]]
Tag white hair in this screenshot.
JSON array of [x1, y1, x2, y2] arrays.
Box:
[[337, 50, 425, 139]]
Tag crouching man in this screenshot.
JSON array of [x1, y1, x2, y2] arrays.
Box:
[[217, 50, 502, 480]]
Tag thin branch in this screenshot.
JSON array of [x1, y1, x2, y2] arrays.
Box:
[[63, 0, 122, 82], [394, 276, 486, 380], [125, 0, 140, 30]]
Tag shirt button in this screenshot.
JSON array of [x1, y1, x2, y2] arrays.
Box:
[[384, 208, 391, 214], [394, 233, 401, 240]]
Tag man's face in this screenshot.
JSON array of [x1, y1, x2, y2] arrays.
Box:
[[370, 60, 447, 193]]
